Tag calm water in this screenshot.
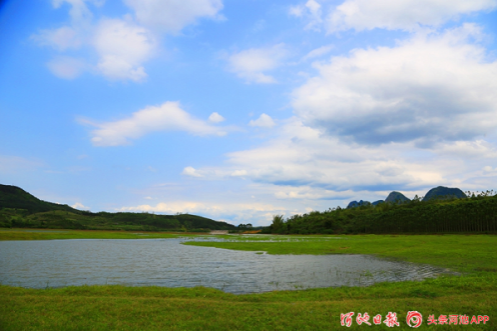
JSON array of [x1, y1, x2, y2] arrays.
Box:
[[0, 238, 454, 294]]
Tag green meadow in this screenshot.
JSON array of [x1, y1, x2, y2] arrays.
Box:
[[1, 231, 496, 330]]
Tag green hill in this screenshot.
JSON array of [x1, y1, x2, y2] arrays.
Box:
[[0, 184, 80, 214], [0, 184, 235, 231]]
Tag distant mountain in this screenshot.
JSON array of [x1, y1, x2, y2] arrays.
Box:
[[385, 191, 411, 204], [347, 200, 371, 208], [0, 184, 235, 230], [346, 186, 467, 209], [422, 186, 467, 202]]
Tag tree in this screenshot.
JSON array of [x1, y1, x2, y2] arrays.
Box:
[[270, 215, 285, 233]]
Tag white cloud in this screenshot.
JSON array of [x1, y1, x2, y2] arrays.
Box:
[[118, 200, 287, 226], [289, 0, 323, 31], [185, 117, 488, 193], [231, 170, 247, 177], [227, 44, 287, 83], [182, 166, 203, 178], [123, 0, 223, 33], [80, 101, 227, 146], [34, 1, 157, 82], [436, 140, 497, 159], [289, 5, 304, 17], [249, 114, 275, 128], [208, 112, 225, 123], [31, 0, 93, 60], [71, 202, 90, 210], [52, 0, 94, 27], [47, 56, 86, 79], [328, 0, 497, 32], [302, 44, 333, 61], [292, 24, 497, 146], [36, 0, 222, 82], [483, 166, 497, 173], [274, 187, 353, 200], [93, 18, 156, 82], [33, 26, 82, 51]]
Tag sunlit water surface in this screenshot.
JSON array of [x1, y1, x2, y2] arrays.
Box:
[[0, 238, 456, 294]]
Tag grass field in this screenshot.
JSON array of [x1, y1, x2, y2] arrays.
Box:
[[1, 230, 496, 330]]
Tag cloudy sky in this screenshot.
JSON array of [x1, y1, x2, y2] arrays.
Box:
[[1, 0, 497, 226]]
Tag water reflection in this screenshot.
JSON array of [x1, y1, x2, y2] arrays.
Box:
[[0, 239, 456, 294]]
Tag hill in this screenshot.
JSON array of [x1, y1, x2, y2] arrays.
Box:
[[346, 200, 371, 208], [422, 186, 467, 201], [347, 186, 465, 209], [385, 191, 410, 204], [0, 184, 80, 214], [0, 184, 235, 231]]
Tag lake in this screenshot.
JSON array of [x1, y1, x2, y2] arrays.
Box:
[[0, 238, 455, 294]]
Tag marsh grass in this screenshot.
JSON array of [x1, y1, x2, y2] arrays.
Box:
[[1, 232, 496, 330]]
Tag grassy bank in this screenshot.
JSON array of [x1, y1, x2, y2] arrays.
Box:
[[1, 233, 496, 330], [185, 234, 497, 272]]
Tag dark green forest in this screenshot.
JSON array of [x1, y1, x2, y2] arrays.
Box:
[[0, 184, 234, 231], [265, 191, 497, 234]]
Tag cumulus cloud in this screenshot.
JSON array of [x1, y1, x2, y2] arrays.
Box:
[[93, 18, 156, 82], [33, 0, 98, 52], [327, 0, 497, 32], [52, 0, 94, 26], [123, 0, 223, 33], [227, 44, 287, 83], [289, 0, 323, 31], [182, 166, 203, 177], [80, 101, 227, 146], [208, 112, 225, 123], [35, 0, 224, 82], [33, 26, 82, 51], [292, 24, 497, 146], [249, 114, 276, 128], [47, 56, 86, 79], [185, 117, 483, 194]]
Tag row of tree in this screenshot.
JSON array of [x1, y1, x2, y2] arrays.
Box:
[[0, 209, 235, 231], [265, 193, 497, 234]]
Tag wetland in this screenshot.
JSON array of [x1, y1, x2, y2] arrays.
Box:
[[1, 230, 496, 330], [0, 236, 454, 293]]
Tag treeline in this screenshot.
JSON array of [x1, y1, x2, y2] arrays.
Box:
[[0, 209, 234, 232], [265, 192, 497, 234]]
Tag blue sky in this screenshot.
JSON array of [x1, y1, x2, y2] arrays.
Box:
[[1, 0, 497, 226]]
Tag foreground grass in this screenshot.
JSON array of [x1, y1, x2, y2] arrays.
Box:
[[1, 233, 496, 330], [1, 275, 496, 330]]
